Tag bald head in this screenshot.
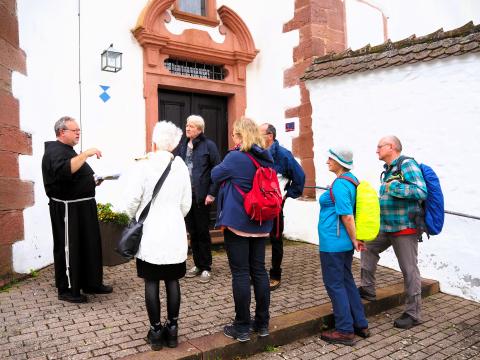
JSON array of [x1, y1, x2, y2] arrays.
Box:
[[377, 135, 402, 164], [381, 135, 402, 152]]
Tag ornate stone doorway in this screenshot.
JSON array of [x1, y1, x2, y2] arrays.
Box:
[[134, 0, 258, 152]]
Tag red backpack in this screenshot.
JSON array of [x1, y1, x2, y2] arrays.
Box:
[[233, 152, 282, 224]]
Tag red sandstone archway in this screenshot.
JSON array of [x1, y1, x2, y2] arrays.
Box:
[[133, 0, 258, 151]]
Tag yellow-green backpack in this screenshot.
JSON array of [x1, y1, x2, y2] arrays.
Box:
[[330, 177, 380, 241]]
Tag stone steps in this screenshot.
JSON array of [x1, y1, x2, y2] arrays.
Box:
[[124, 279, 440, 360]]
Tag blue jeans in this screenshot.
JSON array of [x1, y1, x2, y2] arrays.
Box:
[[320, 251, 368, 334], [224, 229, 270, 333]]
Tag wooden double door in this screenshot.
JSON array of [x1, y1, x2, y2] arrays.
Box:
[[158, 89, 228, 159]]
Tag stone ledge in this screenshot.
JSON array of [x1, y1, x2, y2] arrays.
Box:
[[122, 278, 440, 360]]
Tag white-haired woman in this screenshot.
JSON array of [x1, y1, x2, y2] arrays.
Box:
[[124, 121, 191, 351]]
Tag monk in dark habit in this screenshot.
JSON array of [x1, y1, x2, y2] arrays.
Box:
[[42, 116, 112, 303]]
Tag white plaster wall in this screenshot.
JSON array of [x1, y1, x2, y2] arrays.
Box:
[[217, 0, 300, 148], [12, 0, 299, 273], [346, 0, 480, 50], [13, 0, 147, 272], [306, 54, 480, 301]]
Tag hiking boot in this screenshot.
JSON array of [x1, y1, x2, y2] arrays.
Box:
[[393, 313, 421, 329], [146, 327, 163, 351], [358, 286, 376, 301], [199, 270, 211, 283], [269, 279, 281, 291], [83, 284, 113, 294], [58, 290, 87, 303], [250, 321, 269, 337], [163, 322, 178, 348], [223, 324, 250, 342], [185, 266, 201, 278], [320, 330, 355, 346], [354, 327, 371, 338]]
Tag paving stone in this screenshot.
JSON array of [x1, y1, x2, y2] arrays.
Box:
[[1, 243, 478, 359]]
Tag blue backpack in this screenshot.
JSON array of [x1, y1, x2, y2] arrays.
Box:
[[394, 156, 445, 237]]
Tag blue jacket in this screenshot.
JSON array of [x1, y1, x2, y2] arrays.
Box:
[[211, 145, 274, 233], [179, 133, 221, 204], [269, 140, 305, 199]]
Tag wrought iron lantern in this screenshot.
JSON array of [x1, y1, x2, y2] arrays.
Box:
[[101, 44, 122, 72]]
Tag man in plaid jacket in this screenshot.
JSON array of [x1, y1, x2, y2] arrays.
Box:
[[359, 135, 427, 329]]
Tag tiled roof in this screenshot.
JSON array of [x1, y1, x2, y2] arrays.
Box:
[[302, 21, 480, 81]]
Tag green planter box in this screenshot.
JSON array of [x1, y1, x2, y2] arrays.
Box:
[[99, 222, 129, 266]]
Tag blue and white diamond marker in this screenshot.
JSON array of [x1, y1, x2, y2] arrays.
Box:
[[99, 85, 111, 102]]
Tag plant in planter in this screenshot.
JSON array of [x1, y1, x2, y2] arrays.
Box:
[[97, 203, 130, 266]]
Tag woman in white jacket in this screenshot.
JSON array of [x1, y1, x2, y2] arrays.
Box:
[[124, 121, 191, 351]]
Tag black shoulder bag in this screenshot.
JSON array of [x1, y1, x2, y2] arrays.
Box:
[[116, 159, 173, 259]]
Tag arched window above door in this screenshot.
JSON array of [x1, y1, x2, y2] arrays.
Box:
[[172, 0, 219, 27]]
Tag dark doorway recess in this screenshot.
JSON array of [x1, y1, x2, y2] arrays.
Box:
[[158, 89, 228, 159]]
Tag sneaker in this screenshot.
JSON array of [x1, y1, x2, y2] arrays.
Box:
[[269, 279, 281, 291], [185, 266, 201, 278], [320, 330, 355, 346], [354, 327, 371, 338], [199, 270, 211, 283], [146, 327, 163, 351], [250, 322, 269, 337], [358, 286, 376, 301], [58, 290, 87, 303], [223, 324, 250, 342], [393, 313, 421, 329]]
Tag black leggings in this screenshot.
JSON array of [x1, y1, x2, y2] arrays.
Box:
[[144, 279, 181, 326]]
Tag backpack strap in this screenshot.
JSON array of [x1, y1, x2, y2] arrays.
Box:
[[244, 152, 261, 169], [329, 175, 359, 203], [232, 152, 261, 197], [328, 175, 359, 237], [381, 155, 414, 182]]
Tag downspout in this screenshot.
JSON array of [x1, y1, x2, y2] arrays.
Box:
[[77, 0, 83, 151], [355, 0, 389, 41]]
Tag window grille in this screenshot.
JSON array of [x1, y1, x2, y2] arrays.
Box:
[[164, 58, 226, 80]]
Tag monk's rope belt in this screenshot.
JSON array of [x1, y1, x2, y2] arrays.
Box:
[[51, 197, 95, 288]]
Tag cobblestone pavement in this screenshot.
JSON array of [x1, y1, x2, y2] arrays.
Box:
[[249, 292, 480, 360], [0, 243, 405, 359]]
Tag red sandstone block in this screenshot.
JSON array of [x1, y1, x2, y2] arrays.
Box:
[[0, 89, 19, 127], [293, 133, 314, 157], [0, 243, 13, 276], [285, 62, 311, 87], [285, 106, 300, 119], [0, 150, 19, 177], [326, 6, 345, 31], [0, 3, 19, 46], [0, 0, 16, 14], [295, 0, 311, 9], [0, 125, 32, 154], [0, 64, 12, 92], [299, 82, 311, 102], [0, 37, 26, 74], [0, 210, 24, 244], [309, 3, 328, 24], [0, 177, 34, 210]]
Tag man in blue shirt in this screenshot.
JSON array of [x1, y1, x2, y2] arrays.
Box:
[[259, 123, 305, 290]]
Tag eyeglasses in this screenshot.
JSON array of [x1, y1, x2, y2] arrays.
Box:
[[376, 143, 390, 149], [63, 128, 81, 133]]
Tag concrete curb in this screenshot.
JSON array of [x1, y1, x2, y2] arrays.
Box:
[[123, 279, 439, 360]]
